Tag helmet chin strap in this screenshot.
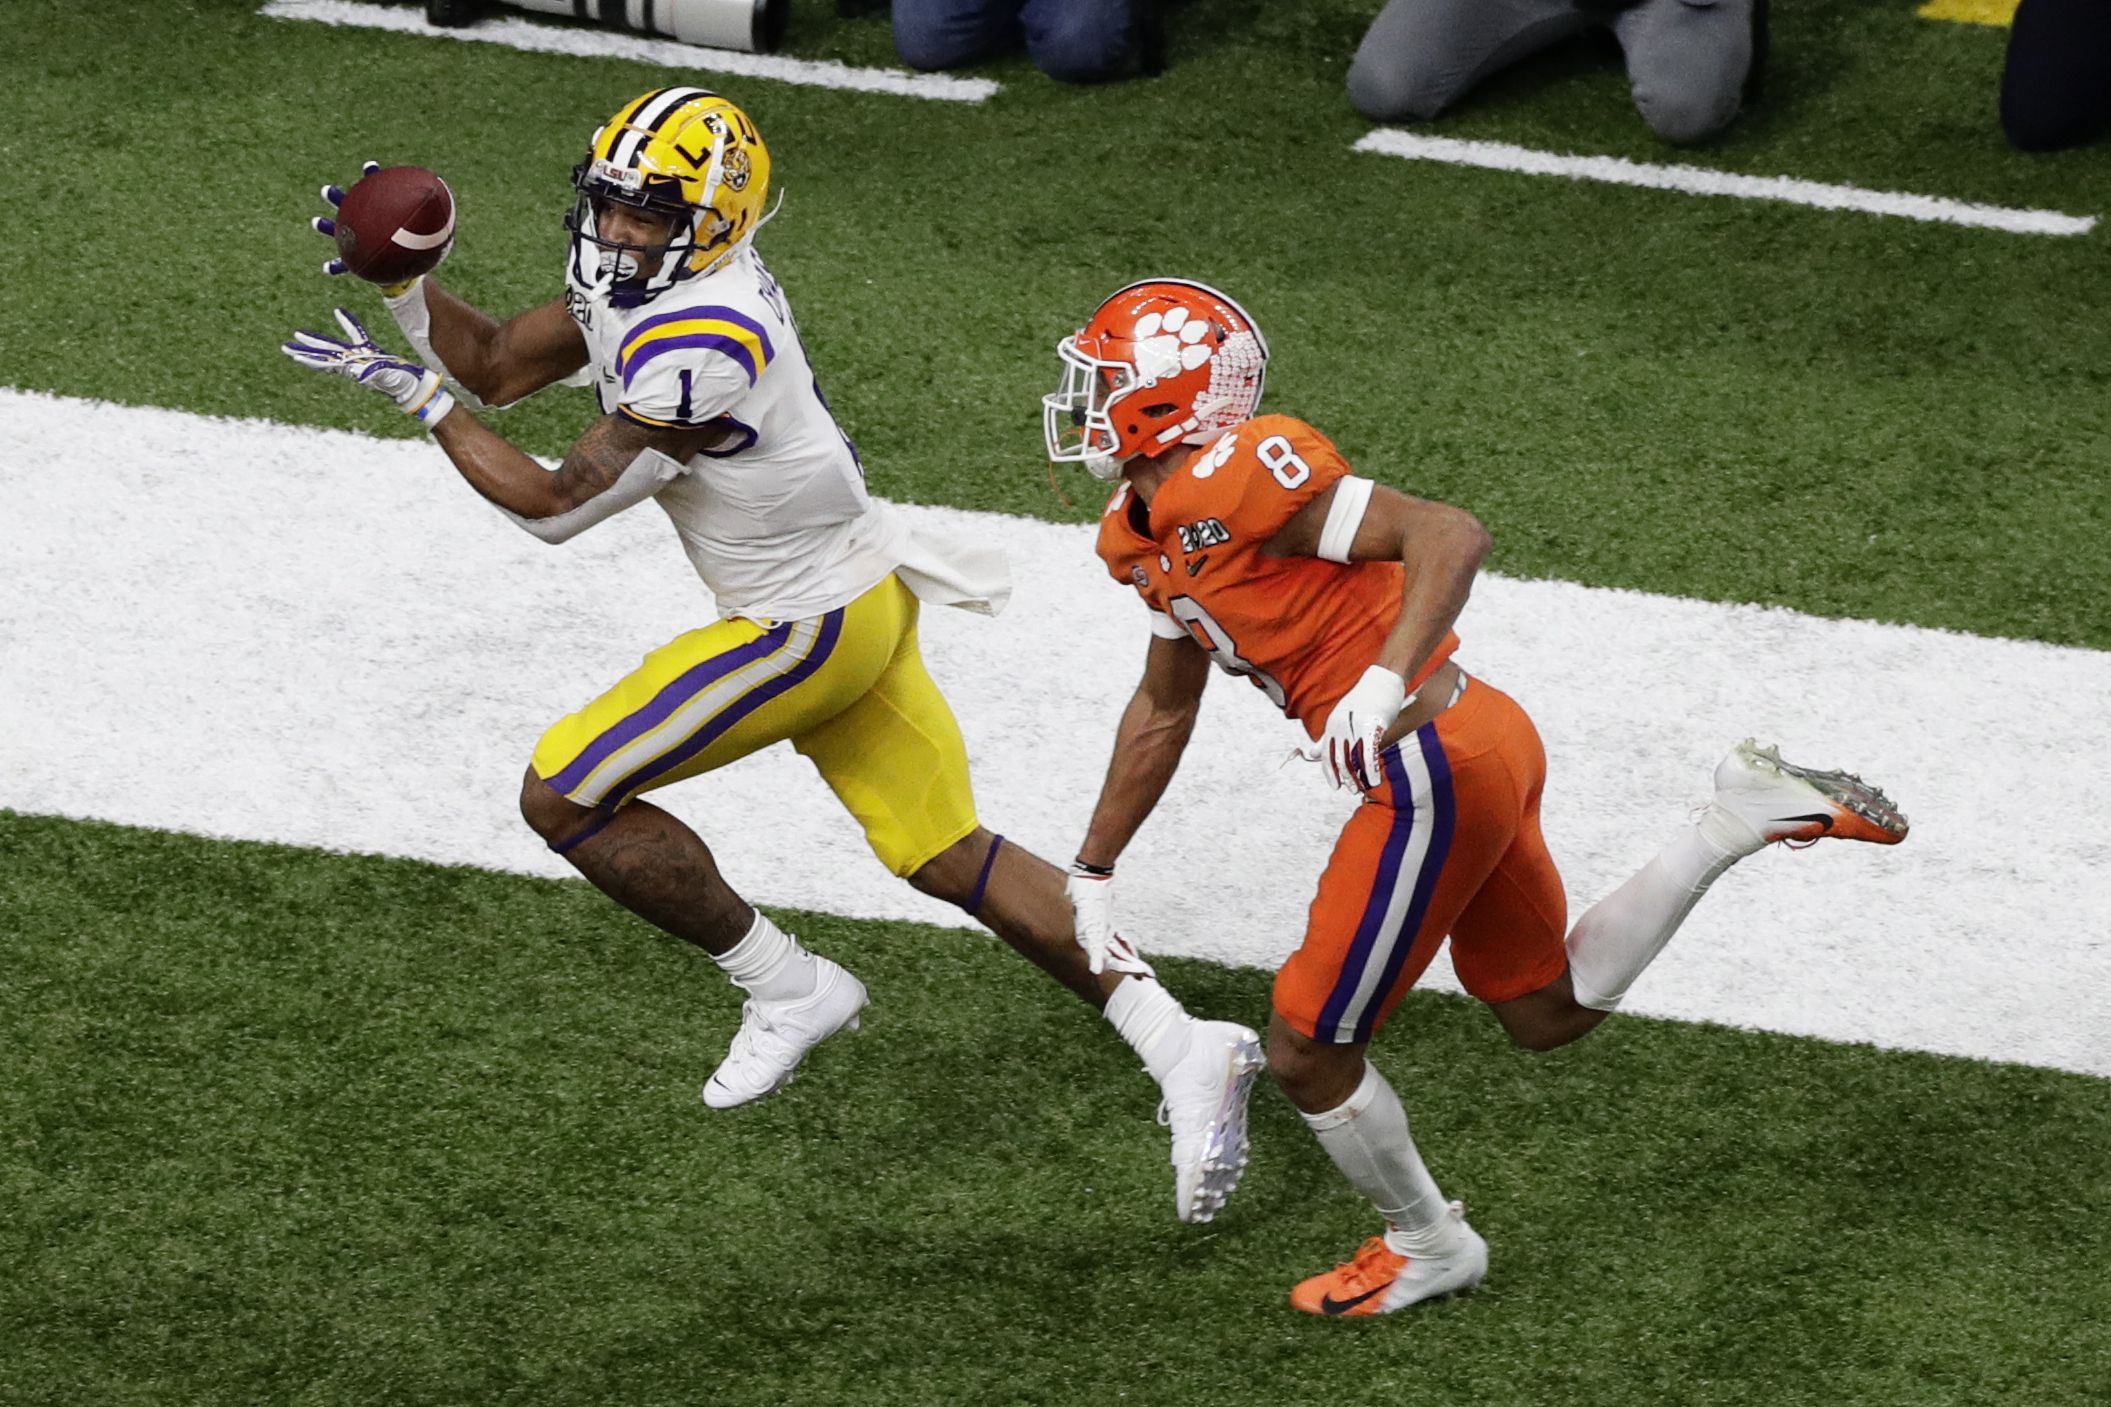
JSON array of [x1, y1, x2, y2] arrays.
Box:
[[699, 127, 728, 209]]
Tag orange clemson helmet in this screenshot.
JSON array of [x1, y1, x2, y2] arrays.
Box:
[[1043, 278, 1270, 479]]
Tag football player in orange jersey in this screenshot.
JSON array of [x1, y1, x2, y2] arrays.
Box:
[[1045, 278, 1909, 1316]]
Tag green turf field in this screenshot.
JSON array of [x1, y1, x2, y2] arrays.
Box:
[[3, 0, 2108, 645], [5, 2, 2110, 1402], [5, 813, 2108, 1406]]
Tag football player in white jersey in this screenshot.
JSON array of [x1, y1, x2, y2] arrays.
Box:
[[282, 88, 1263, 1223]]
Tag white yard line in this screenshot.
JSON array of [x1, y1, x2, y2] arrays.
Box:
[[260, 0, 1000, 104], [3, 391, 2107, 1078], [1353, 131, 2098, 237]]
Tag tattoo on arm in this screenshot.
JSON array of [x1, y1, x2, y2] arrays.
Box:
[[550, 413, 712, 513]]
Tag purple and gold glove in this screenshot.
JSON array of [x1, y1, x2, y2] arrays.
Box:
[[281, 308, 455, 428], [310, 161, 440, 294], [310, 160, 378, 278]]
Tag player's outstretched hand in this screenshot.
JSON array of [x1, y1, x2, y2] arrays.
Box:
[[281, 308, 455, 427], [1066, 863, 1154, 978], [310, 160, 382, 277], [1318, 665, 1407, 793]]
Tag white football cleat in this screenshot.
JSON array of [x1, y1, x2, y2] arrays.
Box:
[[1157, 1019, 1265, 1224], [1710, 739, 1909, 851], [1290, 1202, 1489, 1317], [701, 959, 868, 1110]]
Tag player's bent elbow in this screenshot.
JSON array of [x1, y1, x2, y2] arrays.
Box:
[[1452, 509, 1493, 566], [511, 511, 583, 546], [438, 365, 505, 408], [502, 486, 590, 544], [479, 367, 546, 410], [1423, 509, 1492, 581]]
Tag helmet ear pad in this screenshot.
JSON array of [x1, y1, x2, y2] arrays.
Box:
[[1125, 403, 1186, 452]]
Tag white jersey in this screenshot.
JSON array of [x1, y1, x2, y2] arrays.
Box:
[[566, 246, 904, 623]]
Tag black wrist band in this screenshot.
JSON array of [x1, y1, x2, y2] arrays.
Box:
[[1071, 859, 1115, 878]]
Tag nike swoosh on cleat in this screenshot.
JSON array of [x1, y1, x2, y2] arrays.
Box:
[[1774, 813, 1833, 831], [1319, 1284, 1387, 1315]]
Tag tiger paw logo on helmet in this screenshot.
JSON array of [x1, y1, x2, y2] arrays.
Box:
[[565, 87, 773, 307], [1130, 306, 1217, 380], [1043, 279, 1271, 481]]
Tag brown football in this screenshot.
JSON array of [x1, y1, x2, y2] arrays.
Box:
[[334, 165, 455, 286]]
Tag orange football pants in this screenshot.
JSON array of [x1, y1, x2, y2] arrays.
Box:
[[1274, 676, 1570, 1045]]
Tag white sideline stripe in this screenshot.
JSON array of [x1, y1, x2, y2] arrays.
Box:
[[3, 390, 2108, 1081], [1353, 131, 2099, 237], [260, 0, 1001, 104]]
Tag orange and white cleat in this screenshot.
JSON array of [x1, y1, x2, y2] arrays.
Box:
[[1289, 1203, 1488, 1317], [1711, 740, 1910, 849]]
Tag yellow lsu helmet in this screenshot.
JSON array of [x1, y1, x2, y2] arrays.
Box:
[[565, 87, 772, 307]]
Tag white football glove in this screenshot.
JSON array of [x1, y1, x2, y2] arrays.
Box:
[[281, 308, 456, 428], [1315, 665, 1408, 792], [1066, 863, 1154, 978]]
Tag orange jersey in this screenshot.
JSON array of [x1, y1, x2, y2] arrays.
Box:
[[1094, 414, 1458, 739]]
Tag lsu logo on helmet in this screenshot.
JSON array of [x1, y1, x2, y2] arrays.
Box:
[[566, 87, 773, 307]]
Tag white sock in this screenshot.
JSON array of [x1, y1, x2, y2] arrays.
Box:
[[711, 911, 820, 1002], [1301, 1061, 1454, 1257], [1564, 804, 1756, 1012], [1103, 976, 1194, 1084]]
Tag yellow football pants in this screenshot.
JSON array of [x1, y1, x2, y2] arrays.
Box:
[[530, 574, 979, 876]]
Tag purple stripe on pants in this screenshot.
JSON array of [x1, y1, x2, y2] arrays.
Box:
[[546, 622, 795, 798], [1349, 725, 1455, 1044], [1315, 746, 1418, 1041], [600, 606, 847, 806]]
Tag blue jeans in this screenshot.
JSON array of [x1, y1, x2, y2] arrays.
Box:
[[894, 0, 1138, 83]]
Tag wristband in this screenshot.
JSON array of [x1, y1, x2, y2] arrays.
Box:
[[1070, 859, 1115, 878], [406, 377, 456, 428]]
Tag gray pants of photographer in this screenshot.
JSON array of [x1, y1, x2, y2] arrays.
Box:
[[1349, 0, 1757, 146]]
